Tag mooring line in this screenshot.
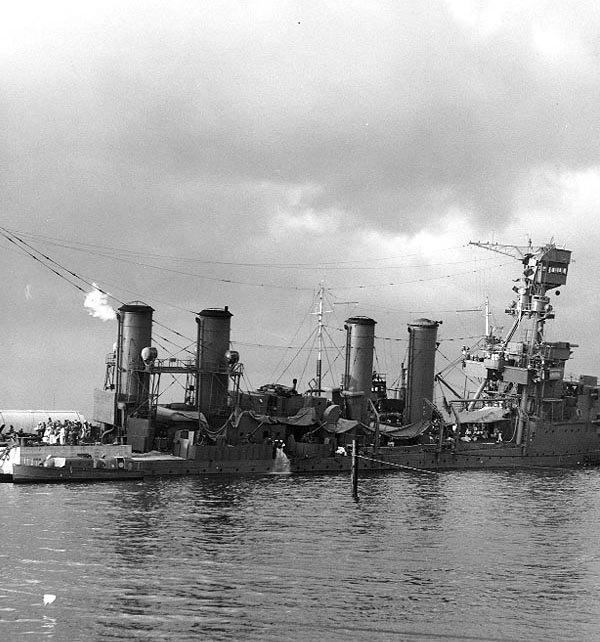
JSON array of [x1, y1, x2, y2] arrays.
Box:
[[356, 454, 437, 474]]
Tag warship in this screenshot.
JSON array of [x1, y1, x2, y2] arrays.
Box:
[[2, 240, 600, 479], [92, 239, 600, 474]]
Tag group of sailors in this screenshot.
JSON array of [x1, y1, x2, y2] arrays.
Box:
[[0, 418, 100, 445], [35, 418, 98, 445], [458, 425, 503, 443]]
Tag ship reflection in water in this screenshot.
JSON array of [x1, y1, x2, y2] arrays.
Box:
[[1, 469, 600, 641]]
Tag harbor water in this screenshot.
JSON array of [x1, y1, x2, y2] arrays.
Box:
[[1, 468, 600, 641]]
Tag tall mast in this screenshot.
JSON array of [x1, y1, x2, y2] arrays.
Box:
[[310, 282, 331, 393], [316, 282, 324, 393]]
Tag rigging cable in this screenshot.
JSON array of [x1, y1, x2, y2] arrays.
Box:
[[8, 228, 478, 267], [276, 324, 319, 385], [0, 226, 497, 353], [3, 226, 513, 291], [0, 227, 94, 296], [0, 227, 197, 357]]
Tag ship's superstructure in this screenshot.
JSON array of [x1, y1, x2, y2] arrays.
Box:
[[451, 241, 600, 461]]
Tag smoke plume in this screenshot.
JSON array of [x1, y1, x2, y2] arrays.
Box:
[[84, 285, 116, 321]]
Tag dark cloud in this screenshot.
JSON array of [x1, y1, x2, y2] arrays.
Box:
[[4, 1, 600, 240]]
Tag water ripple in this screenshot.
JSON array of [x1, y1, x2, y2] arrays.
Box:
[[1, 470, 600, 640]]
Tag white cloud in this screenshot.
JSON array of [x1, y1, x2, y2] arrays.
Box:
[[444, 0, 509, 37]]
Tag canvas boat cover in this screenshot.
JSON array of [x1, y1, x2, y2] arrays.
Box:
[[366, 419, 431, 439], [321, 417, 363, 435], [245, 407, 319, 427], [321, 418, 430, 439], [454, 406, 509, 424], [156, 406, 208, 426]]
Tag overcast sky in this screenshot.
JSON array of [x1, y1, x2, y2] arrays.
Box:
[[2, 0, 600, 416]]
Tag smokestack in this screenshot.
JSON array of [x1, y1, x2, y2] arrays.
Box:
[[196, 307, 233, 417], [344, 316, 376, 424], [405, 318, 440, 424], [117, 302, 154, 414]]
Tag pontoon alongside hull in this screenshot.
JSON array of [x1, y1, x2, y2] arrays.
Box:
[[12, 464, 143, 483]]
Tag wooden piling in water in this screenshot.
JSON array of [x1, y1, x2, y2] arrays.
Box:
[[351, 438, 358, 500]]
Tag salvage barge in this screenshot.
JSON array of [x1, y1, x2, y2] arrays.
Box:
[[2, 240, 600, 481]]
